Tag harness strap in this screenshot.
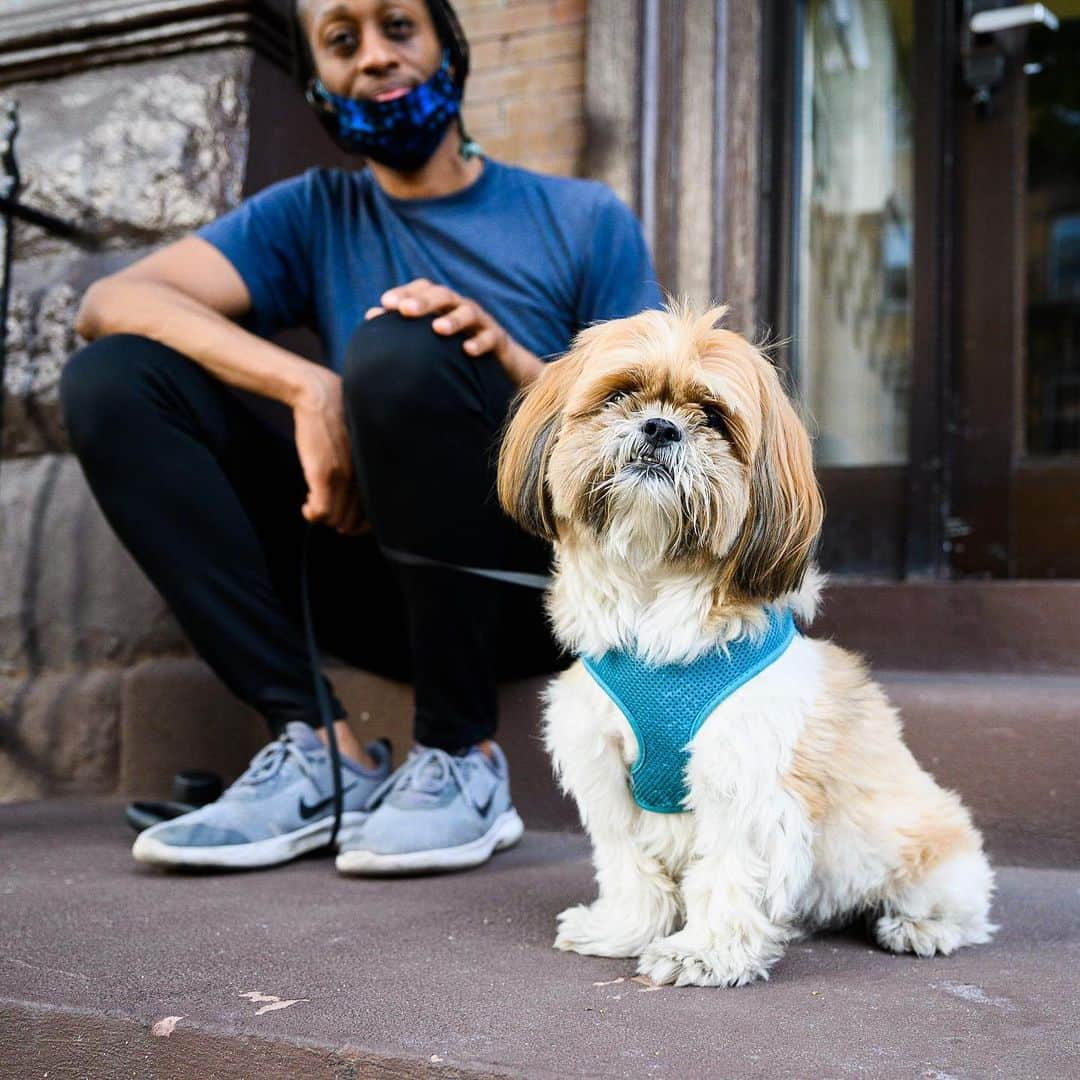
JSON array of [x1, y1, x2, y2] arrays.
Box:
[[582, 610, 798, 814]]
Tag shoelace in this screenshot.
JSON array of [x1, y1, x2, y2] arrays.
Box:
[[225, 736, 317, 797], [370, 746, 487, 815]]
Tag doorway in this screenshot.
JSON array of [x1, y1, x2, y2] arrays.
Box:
[[764, 0, 1080, 579]]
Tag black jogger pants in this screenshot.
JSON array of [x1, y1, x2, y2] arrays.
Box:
[[60, 313, 562, 752]]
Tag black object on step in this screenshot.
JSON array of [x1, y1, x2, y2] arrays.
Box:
[[124, 800, 196, 833], [172, 769, 222, 806], [124, 768, 225, 833]]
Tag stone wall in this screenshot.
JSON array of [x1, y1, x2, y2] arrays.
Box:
[[0, 45, 258, 799], [0, 0, 590, 801]]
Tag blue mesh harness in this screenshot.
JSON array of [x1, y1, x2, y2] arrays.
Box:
[[580, 610, 798, 813]]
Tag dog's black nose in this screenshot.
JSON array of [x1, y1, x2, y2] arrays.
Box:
[[640, 417, 682, 447]]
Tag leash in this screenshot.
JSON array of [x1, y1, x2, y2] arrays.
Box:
[[300, 521, 344, 849], [380, 544, 551, 590], [297, 526, 551, 850]]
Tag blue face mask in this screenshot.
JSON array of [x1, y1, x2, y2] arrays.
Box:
[[306, 52, 471, 171]]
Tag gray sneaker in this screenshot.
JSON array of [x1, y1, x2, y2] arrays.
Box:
[[335, 742, 524, 876], [132, 722, 391, 869]]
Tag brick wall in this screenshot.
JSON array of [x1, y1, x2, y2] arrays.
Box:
[[456, 0, 587, 177]]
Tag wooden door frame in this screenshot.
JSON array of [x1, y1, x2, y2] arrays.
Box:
[[907, 0, 957, 576], [952, 5, 1080, 578], [949, 3, 1026, 576]]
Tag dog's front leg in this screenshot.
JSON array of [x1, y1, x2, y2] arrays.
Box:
[[546, 677, 681, 957], [555, 803, 681, 958], [638, 763, 813, 987]]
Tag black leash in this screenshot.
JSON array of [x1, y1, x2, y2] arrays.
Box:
[[300, 521, 344, 849]]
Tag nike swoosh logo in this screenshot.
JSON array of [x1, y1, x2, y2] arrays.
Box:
[[299, 782, 358, 821], [475, 786, 497, 818]]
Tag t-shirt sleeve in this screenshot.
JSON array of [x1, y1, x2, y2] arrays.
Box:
[[195, 172, 316, 339], [575, 189, 663, 326]]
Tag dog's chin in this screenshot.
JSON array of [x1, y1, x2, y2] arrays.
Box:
[[577, 457, 744, 570], [592, 462, 692, 566]]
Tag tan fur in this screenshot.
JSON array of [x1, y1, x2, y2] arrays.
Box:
[[497, 345, 589, 540], [728, 354, 824, 600], [785, 643, 982, 883]]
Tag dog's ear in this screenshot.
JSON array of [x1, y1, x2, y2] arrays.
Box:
[[497, 346, 586, 540], [731, 357, 823, 600]]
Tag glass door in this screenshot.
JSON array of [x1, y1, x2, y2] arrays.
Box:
[[952, 1, 1080, 576], [795, 0, 915, 471], [767, 0, 931, 577], [768, 0, 1080, 578]]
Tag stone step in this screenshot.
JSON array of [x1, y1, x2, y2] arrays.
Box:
[[816, 579, 1080, 674], [1, 799, 1078, 1079], [117, 658, 1080, 867]]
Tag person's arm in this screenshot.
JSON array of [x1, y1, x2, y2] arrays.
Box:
[[77, 236, 324, 404], [75, 237, 364, 534]]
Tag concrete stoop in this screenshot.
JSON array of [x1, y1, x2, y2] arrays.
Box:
[[1, 800, 1079, 1079], [115, 658, 1080, 865]]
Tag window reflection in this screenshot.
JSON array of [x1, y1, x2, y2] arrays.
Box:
[[795, 0, 914, 466]]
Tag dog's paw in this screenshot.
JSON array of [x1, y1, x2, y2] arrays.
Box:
[[554, 903, 615, 956], [875, 913, 996, 958], [637, 930, 775, 988], [554, 902, 656, 958]]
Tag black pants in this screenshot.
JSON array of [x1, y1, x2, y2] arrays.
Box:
[[60, 314, 562, 752]]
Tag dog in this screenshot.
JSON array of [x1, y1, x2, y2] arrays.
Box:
[[496, 303, 994, 987]]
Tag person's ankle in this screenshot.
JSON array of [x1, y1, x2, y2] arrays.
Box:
[[411, 740, 494, 760], [316, 721, 377, 771]]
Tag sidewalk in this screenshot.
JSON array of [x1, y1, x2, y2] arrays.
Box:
[[2, 799, 1078, 1078]]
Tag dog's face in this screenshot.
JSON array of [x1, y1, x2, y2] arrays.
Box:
[[498, 305, 823, 601]]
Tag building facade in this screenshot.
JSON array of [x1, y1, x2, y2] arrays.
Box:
[[1, 0, 1077, 800]]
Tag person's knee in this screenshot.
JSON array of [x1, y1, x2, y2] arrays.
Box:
[[61, 336, 130, 450], [342, 312, 466, 420], [61, 334, 173, 451]]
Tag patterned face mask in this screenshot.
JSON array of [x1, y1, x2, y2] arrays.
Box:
[[306, 52, 466, 171]]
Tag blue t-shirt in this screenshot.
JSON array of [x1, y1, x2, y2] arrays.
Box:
[[197, 159, 662, 372]]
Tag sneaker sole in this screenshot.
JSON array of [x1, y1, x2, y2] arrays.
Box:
[[131, 811, 369, 870], [334, 809, 525, 876]]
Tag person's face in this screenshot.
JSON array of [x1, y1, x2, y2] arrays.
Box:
[[301, 0, 443, 102]]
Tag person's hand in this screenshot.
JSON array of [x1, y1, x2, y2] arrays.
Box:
[[291, 365, 367, 535], [366, 278, 544, 386]]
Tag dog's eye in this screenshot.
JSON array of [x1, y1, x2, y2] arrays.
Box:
[[700, 403, 730, 436], [605, 389, 630, 407]]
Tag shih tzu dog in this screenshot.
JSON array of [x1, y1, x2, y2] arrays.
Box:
[[497, 303, 994, 988]]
